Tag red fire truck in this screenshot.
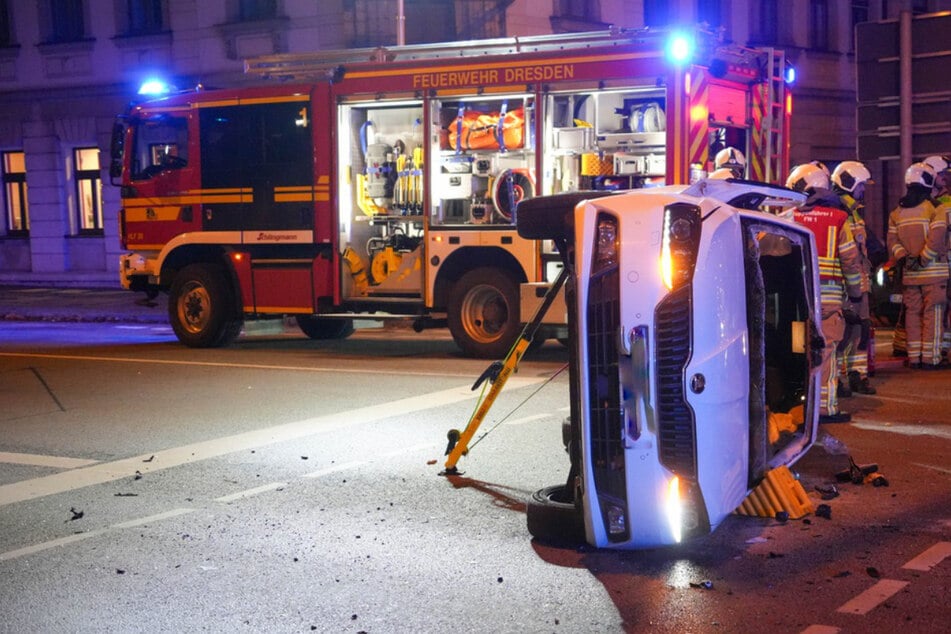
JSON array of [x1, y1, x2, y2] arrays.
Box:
[[110, 27, 791, 357]]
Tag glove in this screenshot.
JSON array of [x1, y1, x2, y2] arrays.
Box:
[[842, 303, 862, 325]]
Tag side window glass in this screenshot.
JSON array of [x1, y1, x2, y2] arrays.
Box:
[[132, 115, 188, 180]]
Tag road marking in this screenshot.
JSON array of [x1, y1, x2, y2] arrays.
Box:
[[836, 579, 908, 615], [0, 530, 107, 562], [506, 413, 551, 426], [0, 379, 543, 507], [799, 626, 839, 634], [851, 420, 951, 440], [111, 508, 196, 529], [902, 541, 951, 571], [912, 462, 951, 475], [301, 461, 366, 478], [215, 483, 288, 503], [0, 351, 482, 378], [0, 451, 99, 469]]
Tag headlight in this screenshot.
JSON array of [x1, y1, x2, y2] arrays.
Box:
[[660, 203, 702, 290], [593, 213, 618, 274], [665, 476, 684, 543]]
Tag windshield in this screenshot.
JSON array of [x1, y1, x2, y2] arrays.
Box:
[[130, 115, 189, 181]]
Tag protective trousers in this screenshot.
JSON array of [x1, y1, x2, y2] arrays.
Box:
[[839, 294, 870, 379], [903, 281, 947, 365], [819, 311, 845, 416]]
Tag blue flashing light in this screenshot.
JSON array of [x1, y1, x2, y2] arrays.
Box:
[[784, 64, 797, 85], [138, 78, 172, 96], [666, 33, 695, 64]]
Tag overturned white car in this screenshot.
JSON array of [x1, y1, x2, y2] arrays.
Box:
[[518, 180, 823, 549]]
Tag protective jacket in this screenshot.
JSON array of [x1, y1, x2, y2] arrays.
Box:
[[886, 196, 948, 286], [793, 192, 862, 312]]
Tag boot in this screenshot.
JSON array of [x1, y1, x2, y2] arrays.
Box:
[[837, 379, 852, 398], [848, 370, 876, 395], [819, 412, 852, 424]]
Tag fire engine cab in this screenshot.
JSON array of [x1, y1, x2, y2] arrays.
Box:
[[111, 27, 791, 357]]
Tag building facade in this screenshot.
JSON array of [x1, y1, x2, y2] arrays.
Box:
[[0, 0, 943, 286]]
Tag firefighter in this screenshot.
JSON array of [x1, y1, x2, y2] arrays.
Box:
[[786, 162, 863, 423], [886, 162, 949, 369], [922, 155, 951, 358], [831, 160, 881, 395], [714, 147, 746, 179]]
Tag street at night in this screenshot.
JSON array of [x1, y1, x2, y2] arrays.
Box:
[[0, 318, 948, 633]]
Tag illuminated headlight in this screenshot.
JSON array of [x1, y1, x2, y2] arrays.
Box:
[[665, 476, 684, 543], [665, 476, 704, 544], [593, 213, 619, 274], [660, 203, 702, 290]]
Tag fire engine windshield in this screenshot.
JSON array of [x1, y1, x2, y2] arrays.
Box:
[[130, 114, 189, 180]]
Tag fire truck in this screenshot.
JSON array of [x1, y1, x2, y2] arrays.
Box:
[[111, 27, 791, 357]]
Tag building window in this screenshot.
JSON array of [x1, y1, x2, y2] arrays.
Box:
[[2, 151, 28, 235], [74, 147, 102, 234], [556, 0, 598, 20], [126, 0, 165, 35], [0, 0, 12, 47], [810, 0, 830, 51], [238, 0, 276, 21], [644, 0, 669, 27], [49, 0, 86, 43]]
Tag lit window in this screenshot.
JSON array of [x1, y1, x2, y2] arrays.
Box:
[[74, 147, 103, 234], [2, 151, 28, 235]]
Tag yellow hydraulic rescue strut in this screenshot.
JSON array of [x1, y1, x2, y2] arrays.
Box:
[[441, 266, 569, 475]]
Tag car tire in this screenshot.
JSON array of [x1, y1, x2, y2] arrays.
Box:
[[526, 484, 586, 545], [295, 315, 355, 340], [447, 267, 520, 359]]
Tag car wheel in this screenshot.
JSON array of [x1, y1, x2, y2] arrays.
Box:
[[295, 315, 355, 340], [447, 267, 520, 359], [526, 484, 586, 545], [168, 263, 241, 348]]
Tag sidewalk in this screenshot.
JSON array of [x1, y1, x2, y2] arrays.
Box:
[[0, 285, 167, 324]]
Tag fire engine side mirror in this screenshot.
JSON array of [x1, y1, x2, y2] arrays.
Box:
[[109, 121, 126, 184]]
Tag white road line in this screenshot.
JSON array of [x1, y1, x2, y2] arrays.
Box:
[[0, 379, 542, 507], [851, 420, 951, 440], [0, 351, 478, 378], [0, 530, 107, 562], [301, 461, 366, 478], [902, 541, 951, 571], [799, 625, 840, 634], [111, 508, 196, 529], [836, 579, 908, 615], [215, 483, 288, 503], [505, 413, 551, 426], [380, 442, 439, 458], [912, 462, 951, 475], [0, 451, 99, 469]]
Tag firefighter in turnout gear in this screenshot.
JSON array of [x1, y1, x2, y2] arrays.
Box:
[[714, 147, 746, 179], [786, 163, 863, 423], [887, 162, 949, 369], [921, 155, 951, 358], [831, 160, 879, 395]]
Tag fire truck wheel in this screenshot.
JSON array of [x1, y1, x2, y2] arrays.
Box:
[[447, 267, 520, 359], [295, 315, 355, 340], [168, 263, 241, 348], [526, 484, 585, 545]]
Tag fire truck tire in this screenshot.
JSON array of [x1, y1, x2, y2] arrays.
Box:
[[295, 315, 355, 340], [526, 484, 586, 545], [168, 263, 241, 348], [447, 267, 520, 359]]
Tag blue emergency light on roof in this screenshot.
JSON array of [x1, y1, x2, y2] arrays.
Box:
[[138, 78, 172, 96], [784, 63, 797, 85], [666, 32, 695, 64]]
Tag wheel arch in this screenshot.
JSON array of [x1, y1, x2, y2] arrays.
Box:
[[432, 246, 528, 310]]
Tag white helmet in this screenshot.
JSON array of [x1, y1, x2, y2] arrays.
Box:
[[831, 161, 872, 194], [708, 167, 735, 180], [715, 147, 746, 173], [810, 160, 831, 176], [922, 155, 950, 175], [905, 162, 936, 188], [786, 163, 830, 193]]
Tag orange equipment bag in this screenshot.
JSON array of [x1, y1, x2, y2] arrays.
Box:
[[447, 107, 525, 151]]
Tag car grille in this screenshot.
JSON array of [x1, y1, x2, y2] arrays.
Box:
[[585, 266, 626, 518], [655, 284, 696, 476]]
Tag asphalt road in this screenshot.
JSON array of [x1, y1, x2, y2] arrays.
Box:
[[0, 320, 948, 633]]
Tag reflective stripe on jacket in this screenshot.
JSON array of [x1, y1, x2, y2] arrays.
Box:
[[793, 205, 862, 310], [887, 200, 948, 286]]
